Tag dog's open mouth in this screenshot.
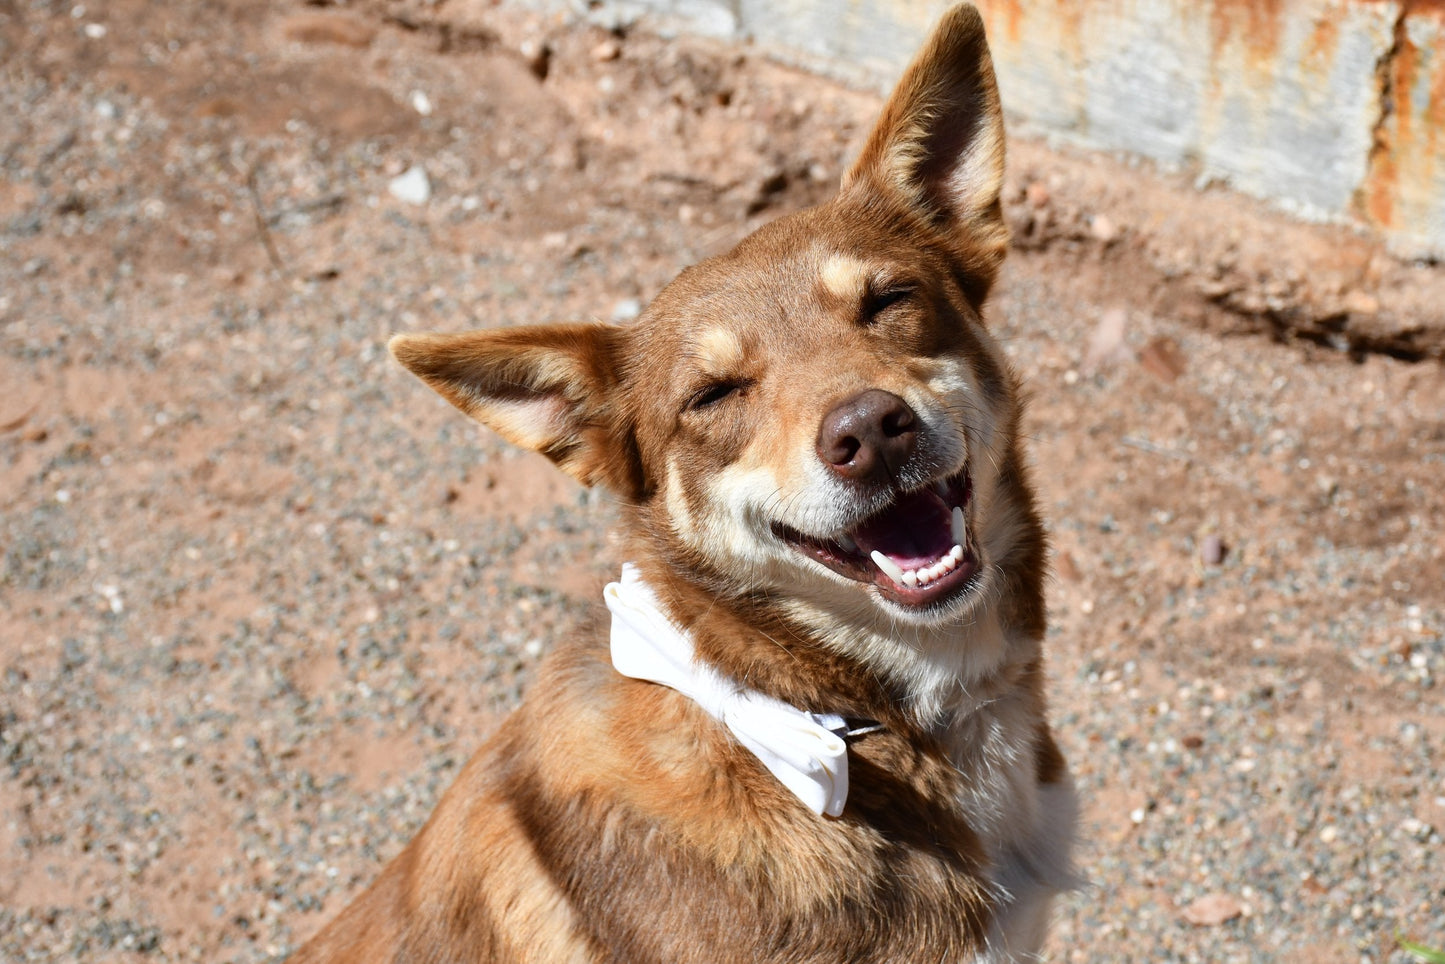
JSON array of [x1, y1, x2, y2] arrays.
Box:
[[772, 469, 979, 608]]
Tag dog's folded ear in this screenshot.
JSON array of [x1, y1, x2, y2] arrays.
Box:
[[389, 325, 642, 495], [843, 3, 1007, 273]]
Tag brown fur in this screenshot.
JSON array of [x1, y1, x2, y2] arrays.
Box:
[[292, 6, 1075, 962]]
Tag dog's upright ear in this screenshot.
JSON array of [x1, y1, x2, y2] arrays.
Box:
[[389, 325, 641, 496], [843, 4, 1008, 281]]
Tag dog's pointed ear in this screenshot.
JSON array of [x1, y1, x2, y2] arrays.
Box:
[[843, 4, 1007, 258], [389, 325, 641, 496]]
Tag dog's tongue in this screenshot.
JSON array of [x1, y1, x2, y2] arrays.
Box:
[[850, 488, 954, 569]]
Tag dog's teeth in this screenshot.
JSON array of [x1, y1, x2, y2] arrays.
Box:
[[902, 570, 920, 588], [838, 533, 858, 553], [869, 550, 907, 585], [916, 568, 933, 586], [949, 544, 965, 563], [951, 506, 967, 546], [940, 555, 957, 574]]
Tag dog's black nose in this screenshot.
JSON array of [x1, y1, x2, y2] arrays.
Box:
[[816, 389, 919, 484]]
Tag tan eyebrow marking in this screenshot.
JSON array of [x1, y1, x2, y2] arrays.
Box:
[[694, 326, 744, 373], [818, 254, 871, 303]]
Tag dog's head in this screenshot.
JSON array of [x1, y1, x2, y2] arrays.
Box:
[[393, 6, 1030, 641]]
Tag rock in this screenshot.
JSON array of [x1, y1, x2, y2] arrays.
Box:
[[1054, 550, 1081, 582], [1084, 308, 1129, 370], [1089, 213, 1117, 243], [280, 13, 376, 48], [591, 39, 622, 62], [1181, 893, 1243, 926], [388, 166, 431, 206], [1138, 336, 1187, 382], [611, 298, 642, 321], [410, 91, 433, 117], [1026, 181, 1050, 208], [519, 39, 551, 80], [1200, 534, 1225, 566]]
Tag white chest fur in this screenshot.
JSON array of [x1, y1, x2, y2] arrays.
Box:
[[938, 693, 1079, 961]]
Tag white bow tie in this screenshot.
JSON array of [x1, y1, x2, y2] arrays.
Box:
[[604, 564, 852, 818]]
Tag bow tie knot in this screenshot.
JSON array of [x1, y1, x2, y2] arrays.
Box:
[[604, 564, 851, 818]]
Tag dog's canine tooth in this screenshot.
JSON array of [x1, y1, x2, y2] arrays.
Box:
[[839, 533, 858, 553], [869, 550, 906, 585], [951, 505, 967, 547]]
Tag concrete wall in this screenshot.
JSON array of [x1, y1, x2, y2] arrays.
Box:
[[550, 0, 1445, 259]]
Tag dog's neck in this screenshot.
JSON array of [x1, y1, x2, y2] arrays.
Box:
[[620, 554, 1041, 736], [606, 564, 886, 817]]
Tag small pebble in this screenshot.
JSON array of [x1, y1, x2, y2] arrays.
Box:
[[1181, 893, 1243, 926], [1084, 308, 1128, 370], [388, 166, 432, 205], [1138, 336, 1187, 382], [1089, 214, 1117, 243], [519, 39, 551, 80], [1200, 534, 1225, 565]]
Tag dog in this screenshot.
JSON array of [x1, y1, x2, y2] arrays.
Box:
[[291, 5, 1076, 961]]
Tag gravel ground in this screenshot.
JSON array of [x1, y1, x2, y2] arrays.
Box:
[[1, 2, 1442, 962]]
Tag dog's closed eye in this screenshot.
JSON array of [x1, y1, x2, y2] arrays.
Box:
[[860, 284, 915, 324], [685, 379, 751, 411]]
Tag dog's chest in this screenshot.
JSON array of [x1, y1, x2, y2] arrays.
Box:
[[932, 695, 1077, 952], [935, 696, 1042, 844]]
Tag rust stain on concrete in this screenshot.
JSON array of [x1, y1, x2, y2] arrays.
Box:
[[1209, 0, 1287, 70], [1302, 11, 1341, 76], [970, 0, 1444, 254], [984, 0, 1024, 45], [1363, 3, 1445, 242]]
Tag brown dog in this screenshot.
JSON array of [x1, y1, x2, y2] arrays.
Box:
[[292, 5, 1076, 961]]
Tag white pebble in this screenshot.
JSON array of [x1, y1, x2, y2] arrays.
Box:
[[388, 166, 432, 205]]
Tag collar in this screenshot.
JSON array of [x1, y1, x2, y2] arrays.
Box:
[[604, 563, 874, 818]]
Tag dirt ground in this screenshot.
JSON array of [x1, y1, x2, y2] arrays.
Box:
[[1, 1, 1442, 962]]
